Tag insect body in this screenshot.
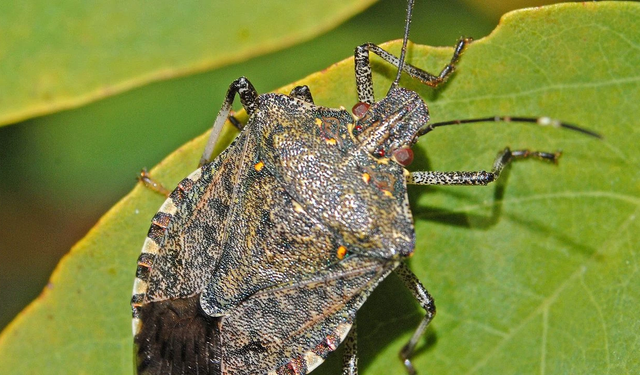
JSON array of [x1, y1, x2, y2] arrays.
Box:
[[132, 81, 432, 374], [131, 1, 599, 374]]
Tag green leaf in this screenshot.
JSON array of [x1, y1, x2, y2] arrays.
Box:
[[0, 2, 637, 374], [0, 0, 375, 127]]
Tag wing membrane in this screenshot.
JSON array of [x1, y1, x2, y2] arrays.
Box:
[[221, 256, 398, 375]]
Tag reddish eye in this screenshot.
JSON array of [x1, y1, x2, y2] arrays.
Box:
[[352, 102, 370, 118], [393, 147, 414, 166]]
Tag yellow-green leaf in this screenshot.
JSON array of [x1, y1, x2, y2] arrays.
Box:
[[0, 2, 638, 374], [0, 0, 375, 127]]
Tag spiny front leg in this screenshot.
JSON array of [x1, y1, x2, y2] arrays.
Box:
[[354, 37, 472, 104]]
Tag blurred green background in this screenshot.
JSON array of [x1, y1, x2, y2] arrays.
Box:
[[0, 0, 567, 331]]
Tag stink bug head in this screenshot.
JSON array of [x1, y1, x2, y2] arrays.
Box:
[[351, 0, 430, 169], [354, 87, 429, 164]]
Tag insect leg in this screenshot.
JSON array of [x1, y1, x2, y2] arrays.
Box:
[[137, 168, 171, 197], [407, 147, 561, 186], [342, 320, 358, 375], [394, 262, 436, 375], [289, 85, 315, 104], [200, 77, 259, 166], [227, 113, 244, 131], [354, 38, 472, 104]]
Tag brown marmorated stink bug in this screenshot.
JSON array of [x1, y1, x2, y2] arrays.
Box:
[[130, 1, 600, 374]]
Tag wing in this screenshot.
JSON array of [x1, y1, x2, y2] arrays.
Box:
[[134, 132, 249, 305], [134, 295, 223, 374], [132, 105, 352, 374], [133, 131, 254, 374], [198, 123, 345, 316], [220, 256, 398, 375]]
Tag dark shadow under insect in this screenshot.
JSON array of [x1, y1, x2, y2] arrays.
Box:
[[131, 0, 600, 374]]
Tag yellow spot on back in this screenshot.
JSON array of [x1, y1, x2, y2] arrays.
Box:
[[315, 118, 323, 126], [254, 161, 265, 171], [382, 190, 393, 198], [326, 138, 337, 145], [337, 246, 347, 260], [362, 173, 371, 184]]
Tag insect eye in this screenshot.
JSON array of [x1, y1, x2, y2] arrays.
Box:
[[352, 102, 370, 118], [392, 147, 414, 166]]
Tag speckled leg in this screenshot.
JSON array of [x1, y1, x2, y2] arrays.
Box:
[[139, 78, 258, 196], [354, 37, 471, 104], [342, 320, 358, 375], [200, 77, 259, 166], [394, 262, 436, 375], [289, 85, 315, 104], [407, 148, 561, 186]]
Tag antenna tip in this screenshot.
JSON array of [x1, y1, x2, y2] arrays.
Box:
[[560, 122, 603, 139]]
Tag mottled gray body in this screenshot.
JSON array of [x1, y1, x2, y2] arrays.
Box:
[[132, 91, 426, 374]]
